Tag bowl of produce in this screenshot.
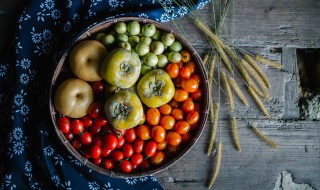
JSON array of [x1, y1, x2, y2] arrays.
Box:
[[49, 17, 209, 178]]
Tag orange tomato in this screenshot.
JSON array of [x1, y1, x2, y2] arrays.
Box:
[[150, 151, 166, 165], [168, 99, 180, 108], [173, 76, 182, 88], [174, 121, 190, 134], [173, 89, 188, 102], [171, 108, 184, 120], [136, 124, 151, 140], [182, 100, 194, 113], [151, 125, 166, 142], [166, 63, 179, 78], [181, 133, 192, 144], [165, 144, 181, 157], [166, 131, 182, 146], [186, 111, 199, 125], [181, 78, 199, 93], [191, 88, 203, 101], [181, 50, 191, 63], [179, 67, 191, 78], [157, 141, 167, 150], [190, 73, 201, 84], [159, 104, 172, 115], [160, 115, 175, 130], [185, 60, 196, 74], [146, 108, 160, 126], [177, 61, 184, 68]]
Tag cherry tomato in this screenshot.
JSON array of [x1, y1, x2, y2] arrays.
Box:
[[194, 103, 201, 112], [111, 128, 126, 138], [71, 138, 82, 150], [92, 81, 104, 94], [191, 88, 203, 101], [146, 108, 160, 126], [139, 160, 150, 171], [71, 119, 84, 135], [151, 126, 166, 142], [165, 144, 181, 157], [90, 146, 101, 159], [94, 116, 107, 127], [133, 139, 145, 153], [168, 99, 180, 108], [80, 132, 93, 145], [166, 131, 182, 146], [131, 153, 143, 166], [120, 160, 132, 173], [132, 164, 138, 171], [111, 150, 124, 162], [182, 100, 194, 113], [173, 76, 183, 88], [136, 124, 151, 140], [181, 133, 192, 144], [101, 147, 112, 157], [103, 133, 118, 151], [190, 73, 201, 84], [171, 108, 184, 120], [173, 89, 188, 102], [89, 124, 102, 136], [185, 60, 196, 74], [179, 67, 191, 78], [181, 50, 191, 63], [157, 141, 167, 150], [160, 115, 175, 130], [166, 63, 179, 78], [177, 61, 184, 68], [80, 116, 93, 128], [92, 157, 102, 166], [122, 143, 134, 158], [159, 104, 172, 115], [150, 151, 166, 165], [58, 116, 71, 133], [88, 102, 103, 118], [144, 141, 157, 157], [64, 132, 73, 140], [181, 78, 199, 93], [186, 111, 200, 125], [174, 121, 190, 134], [103, 158, 114, 170], [124, 128, 136, 143], [117, 136, 125, 148], [93, 135, 103, 147]]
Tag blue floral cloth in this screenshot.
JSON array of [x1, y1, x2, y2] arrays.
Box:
[[0, 0, 210, 189]]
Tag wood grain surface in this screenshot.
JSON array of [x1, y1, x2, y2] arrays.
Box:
[[0, 0, 319, 189]]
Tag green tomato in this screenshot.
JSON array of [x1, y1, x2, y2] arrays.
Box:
[[101, 34, 115, 46], [169, 41, 182, 52], [140, 64, 152, 75], [150, 41, 165, 55], [140, 36, 152, 45], [135, 42, 150, 56], [118, 41, 131, 51], [95, 32, 106, 41], [142, 23, 156, 37], [161, 32, 175, 46], [157, 54, 168, 68], [115, 22, 127, 34], [168, 52, 182, 63], [127, 21, 141, 35], [101, 48, 141, 88], [151, 29, 161, 40], [143, 52, 158, 67], [128, 36, 140, 48], [137, 69, 175, 108], [116, 33, 128, 42], [104, 91, 143, 130]]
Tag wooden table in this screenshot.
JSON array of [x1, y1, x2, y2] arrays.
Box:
[[1, 0, 319, 189]]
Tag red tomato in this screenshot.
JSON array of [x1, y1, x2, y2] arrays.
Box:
[[101, 147, 112, 157], [182, 100, 194, 113], [111, 128, 126, 138], [177, 61, 184, 68], [174, 121, 190, 134], [90, 146, 101, 159], [116, 136, 125, 148], [151, 126, 166, 142], [89, 124, 102, 136], [103, 158, 114, 170], [181, 78, 199, 93], [64, 132, 73, 140], [80, 116, 93, 128], [136, 125, 151, 140], [88, 102, 103, 118], [179, 67, 191, 78], [144, 141, 157, 157], [166, 131, 182, 146], [146, 108, 160, 126], [122, 143, 134, 158], [185, 61, 196, 74], [92, 81, 104, 94], [160, 115, 175, 130], [157, 141, 167, 150], [71, 119, 84, 135], [159, 104, 172, 115], [166, 63, 179, 78], [139, 160, 150, 171], [133, 139, 145, 153], [80, 132, 93, 145], [58, 117, 71, 133], [186, 111, 200, 125], [173, 76, 183, 88], [193, 103, 201, 112], [171, 108, 185, 120], [103, 133, 118, 151], [92, 157, 102, 166], [93, 135, 103, 147], [124, 128, 136, 143], [131, 153, 143, 166], [190, 73, 201, 84], [111, 150, 124, 162], [120, 160, 132, 173], [71, 138, 82, 150], [150, 151, 166, 165], [191, 88, 203, 101], [173, 89, 188, 102], [94, 116, 107, 127]]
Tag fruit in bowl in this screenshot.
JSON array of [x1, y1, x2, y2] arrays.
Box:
[[50, 18, 208, 177]]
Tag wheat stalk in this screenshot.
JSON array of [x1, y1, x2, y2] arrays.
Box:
[[209, 54, 217, 77], [250, 125, 279, 149], [221, 71, 234, 112], [243, 54, 270, 88], [203, 54, 210, 67], [255, 55, 283, 69], [214, 42, 234, 73], [207, 103, 220, 155], [207, 141, 222, 189], [230, 116, 241, 151], [228, 77, 249, 107], [247, 86, 270, 118]]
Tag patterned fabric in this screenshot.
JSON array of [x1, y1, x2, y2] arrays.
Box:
[[0, 0, 210, 189]]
